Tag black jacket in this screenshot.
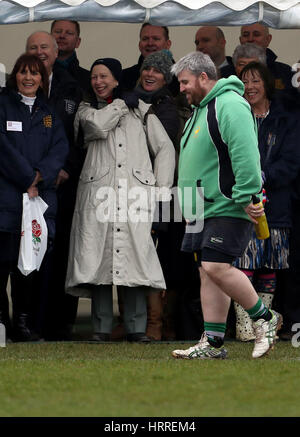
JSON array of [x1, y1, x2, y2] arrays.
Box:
[[49, 64, 83, 177], [55, 53, 90, 94], [259, 98, 300, 228], [0, 88, 68, 237], [219, 56, 234, 78], [135, 85, 180, 145]]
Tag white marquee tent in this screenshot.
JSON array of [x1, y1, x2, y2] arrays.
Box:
[[1, 0, 300, 28]]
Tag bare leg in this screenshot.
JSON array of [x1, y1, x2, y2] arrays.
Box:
[[201, 261, 259, 310], [199, 267, 231, 322]]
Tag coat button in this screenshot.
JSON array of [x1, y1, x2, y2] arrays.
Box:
[[117, 228, 120, 232], [119, 144, 122, 147], [116, 271, 119, 274], [118, 164, 122, 168]]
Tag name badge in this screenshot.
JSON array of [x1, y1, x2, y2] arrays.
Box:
[[7, 121, 22, 132]]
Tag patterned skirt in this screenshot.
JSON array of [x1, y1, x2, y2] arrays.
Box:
[[234, 228, 290, 270]]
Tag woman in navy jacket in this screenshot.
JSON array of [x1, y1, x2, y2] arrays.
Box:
[[0, 54, 68, 341], [233, 61, 300, 341]]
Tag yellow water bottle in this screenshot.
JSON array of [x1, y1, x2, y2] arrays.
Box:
[[252, 195, 270, 240]]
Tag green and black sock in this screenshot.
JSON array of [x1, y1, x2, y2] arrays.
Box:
[[204, 322, 226, 348], [245, 297, 272, 322]]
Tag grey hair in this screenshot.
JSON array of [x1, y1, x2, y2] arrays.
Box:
[[171, 51, 218, 80], [26, 31, 58, 51], [232, 43, 266, 66]]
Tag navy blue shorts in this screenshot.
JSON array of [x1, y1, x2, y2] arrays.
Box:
[[182, 217, 253, 266]]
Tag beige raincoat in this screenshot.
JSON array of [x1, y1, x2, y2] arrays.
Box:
[[66, 98, 175, 297]]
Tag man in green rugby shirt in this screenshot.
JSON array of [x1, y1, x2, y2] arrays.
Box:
[[171, 51, 282, 359]]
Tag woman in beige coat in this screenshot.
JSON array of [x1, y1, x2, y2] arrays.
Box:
[[65, 58, 175, 342]]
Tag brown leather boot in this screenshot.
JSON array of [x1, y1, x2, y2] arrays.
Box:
[[146, 291, 163, 341], [162, 288, 178, 340]]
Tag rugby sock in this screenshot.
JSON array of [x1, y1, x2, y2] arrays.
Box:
[[245, 297, 272, 322], [204, 322, 226, 348], [256, 272, 276, 295]]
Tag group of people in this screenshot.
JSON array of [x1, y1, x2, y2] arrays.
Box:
[[0, 20, 299, 359]]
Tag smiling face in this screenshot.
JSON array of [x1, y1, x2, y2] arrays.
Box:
[[140, 67, 166, 92], [139, 25, 171, 58], [91, 64, 118, 100], [27, 32, 58, 75], [16, 64, 42, 97], [240, 24, 272, 49], [178, 70, 207, 106], [242, 69, 267, 108]]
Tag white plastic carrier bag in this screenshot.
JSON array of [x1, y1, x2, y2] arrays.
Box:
[[17, 193, 48, 276]]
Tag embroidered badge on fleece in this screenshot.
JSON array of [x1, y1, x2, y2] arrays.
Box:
[[43, 115, 52, 128], [64, 99, 76, 114]]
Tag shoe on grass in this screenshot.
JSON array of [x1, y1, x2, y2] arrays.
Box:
[[171, 333, 227, 360], [252, 310, 283, 358], [126, 333, 151, 343], [92, 333, 110, 342]]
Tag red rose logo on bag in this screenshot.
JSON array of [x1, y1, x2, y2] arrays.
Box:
[[32, 219, 42, 244]]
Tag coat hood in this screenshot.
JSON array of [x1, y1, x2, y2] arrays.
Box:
[[199, 75, 245, 108]]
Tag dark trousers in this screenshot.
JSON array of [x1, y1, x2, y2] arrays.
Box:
[[0, 241, 53, 339], [43, 178, 79, 339], [8, 239, 54, 338]]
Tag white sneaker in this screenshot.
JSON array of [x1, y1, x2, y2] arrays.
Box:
[[252, 310, 283, 358], [171, 333, 227, 360]]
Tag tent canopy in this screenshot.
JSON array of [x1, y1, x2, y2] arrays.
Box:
[[1, 0, 300, 28]]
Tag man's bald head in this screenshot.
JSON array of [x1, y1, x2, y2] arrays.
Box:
[[26, 31, 58, 75], [194, 26, 226, 66]]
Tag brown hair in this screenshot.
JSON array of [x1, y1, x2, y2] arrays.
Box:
[[7, 53, 49, 97], [51, 20, 80, 36], [140, 23, 169, 41], [240, 61, 275, 101]]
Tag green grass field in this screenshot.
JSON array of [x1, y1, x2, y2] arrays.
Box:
[[0, 341, 300, 418]]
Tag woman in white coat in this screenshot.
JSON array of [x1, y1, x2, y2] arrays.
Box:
[[66, 58, 175, 342]]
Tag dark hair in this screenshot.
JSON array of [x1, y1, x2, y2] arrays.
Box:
[[51, 20, 80, 36], [139, 23, 169, 41], [240, 61, 275, 101], [7, 53, 49, 97]]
